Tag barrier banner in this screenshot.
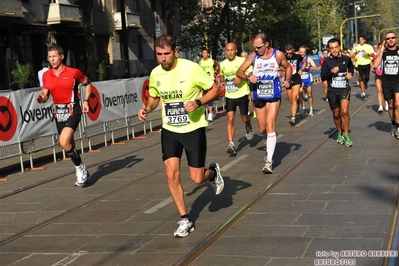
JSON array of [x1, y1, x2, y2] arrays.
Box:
[[0, 88, 56, 147], [15, 88, 57, 142], [83, 78, 148, 126]]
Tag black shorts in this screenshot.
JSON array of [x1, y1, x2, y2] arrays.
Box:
[[382, 85, 399, 101], [161, 127, 207, 168], [357, 64, 371, 82], [327, 88, 351, 110], [55, 114, 81, 135], [226, 95, 249, 115], [253, 98, 281, 108], [286, 73, 302, 90]]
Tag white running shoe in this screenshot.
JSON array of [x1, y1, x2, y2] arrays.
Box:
[[308, 109, 314, 116], [245, 125, 254, 140], [361, 92, 366, 99], [226, 142, 237, 156], [262, 160, 273, 174], [378, 106, 383, 114], [384, 101, 389, 112], [289, 117, 296, 126], [207, 112, 213, 122], [74, 163, 90, 187], [209, 162, 224, 195], [174, 218, 195, 238]]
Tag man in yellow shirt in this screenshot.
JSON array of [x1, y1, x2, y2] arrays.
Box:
[[138, 35, 224, 238], [353, 36, 374, 98], [220, 43, 253, 156]]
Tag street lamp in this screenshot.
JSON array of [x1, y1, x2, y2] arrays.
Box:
[[353, 1, 363, 43]]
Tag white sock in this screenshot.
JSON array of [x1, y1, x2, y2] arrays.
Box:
[[266, 132, 277, 162]]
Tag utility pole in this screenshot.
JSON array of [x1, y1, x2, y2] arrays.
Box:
[[119, 0, 131, 78]]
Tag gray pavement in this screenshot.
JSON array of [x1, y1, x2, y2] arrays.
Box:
[[0, 80, 398, 266]]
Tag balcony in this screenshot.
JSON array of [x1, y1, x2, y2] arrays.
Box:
[[113, 12, 141, 30], [0, 0, 24, 17], [47, 3, 81, 25]]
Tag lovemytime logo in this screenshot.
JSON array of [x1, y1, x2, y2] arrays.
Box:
[[0, 96, 17, 142], [87, 85, 102, 121]]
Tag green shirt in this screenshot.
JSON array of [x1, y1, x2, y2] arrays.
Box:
[[199, 58, 215, 76], [149, 58, 214, 133], [220, 56, 251, 99], [355, 44, 374, 66]]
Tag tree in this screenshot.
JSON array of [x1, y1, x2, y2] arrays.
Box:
[[79, 0, 96, 81]]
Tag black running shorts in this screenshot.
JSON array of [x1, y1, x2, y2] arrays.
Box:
[[327, 88, 351, 110], [225, 95, 249, 115], [161, 127, 207, 168]]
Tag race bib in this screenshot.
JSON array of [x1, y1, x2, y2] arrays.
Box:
[[257, 80, 274, 98], [301, 72, 309, 79], [54, 104, 73, 122], [384, 61, 399, 75], [225, 77, 238, 92], [331, 73, 347, 89], [164, 101, 189, 126]]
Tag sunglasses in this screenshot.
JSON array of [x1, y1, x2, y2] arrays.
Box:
[[253, 43, 265, 50], [286, 52, 293, 55], [386, 37, 397, 40]]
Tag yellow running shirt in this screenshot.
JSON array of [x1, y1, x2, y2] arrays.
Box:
[[199, 58, 215, 76], [149, 58, 214, 133], [220, 56, 250, 99], [355, 44, 373, 66]]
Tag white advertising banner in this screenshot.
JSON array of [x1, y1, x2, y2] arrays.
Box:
[[83, 78, 149, 126], [14, 88, 57, 142]]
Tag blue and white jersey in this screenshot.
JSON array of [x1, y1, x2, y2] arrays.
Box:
[[252, 48, 282, 100]]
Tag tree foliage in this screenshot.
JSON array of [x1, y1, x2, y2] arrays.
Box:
[[177, 0, 399, 58]]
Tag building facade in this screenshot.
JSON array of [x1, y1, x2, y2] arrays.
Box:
[[0, 0, 180, 90]]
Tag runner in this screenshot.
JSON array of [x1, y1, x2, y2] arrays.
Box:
[[198, 49, 219, 121], [298, 45, 319, 116], [219, 43, 253, 156], [285, 44, 307, 126], [353, 36, 374, 98], [321, 38, 354, 147], [236, 32, 292, 173], [319, 49, 329, 102], [36, 44, 91, 187], [138, 35, 224, 238], [372, 41, 385, 113], [373, 31, 399, 138]]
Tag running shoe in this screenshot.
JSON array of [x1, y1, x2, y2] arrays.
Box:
[[378, 106, 383, 114], [336, 132, 344, 145], [343, 134, 353, 148], [74, 163, 91, 187], [308, 109, 314, 117], [262, 159, 273, 174], [209, 162, 224, 195], [391, 125, 397, 137], [384, 101, 389, 112], [299, 108, 306, 116], [397, 127, 399, 140], [245, 124, 254, 140], [174, 218, 195, 238], [207, 112, 213, 122], [361, 92, 366, 99], [226, 142, 237, 156], [289, 117, 296, 126], [325, 97, 329, 103]]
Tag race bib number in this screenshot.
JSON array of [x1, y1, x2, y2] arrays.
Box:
[[54, 104, 73, 122], [225, 77, 238, 92], [331, 73, 347, 89], [384, 61, 399, 75], [164, 101, 189, 126], [301, 72, 309, 79], [290, 62, 297, 74], [257, 80, 274, 98]]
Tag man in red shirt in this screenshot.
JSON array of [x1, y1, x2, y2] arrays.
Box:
[[36, 44, 92, 187]]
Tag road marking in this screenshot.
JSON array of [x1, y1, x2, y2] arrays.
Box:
[[51, 251, 88, 266], [221, 154, 249, 171], [144, 197, 174, 214]]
